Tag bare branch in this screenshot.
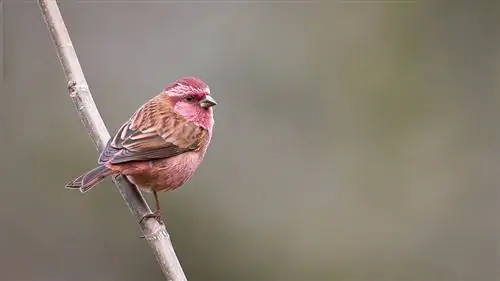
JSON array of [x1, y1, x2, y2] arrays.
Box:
[[37, 1, 188, 280]]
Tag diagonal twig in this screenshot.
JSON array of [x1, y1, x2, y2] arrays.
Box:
[[37, 1, 187, 280]]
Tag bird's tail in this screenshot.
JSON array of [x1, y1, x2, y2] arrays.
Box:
[[66, 165, 114, 193]]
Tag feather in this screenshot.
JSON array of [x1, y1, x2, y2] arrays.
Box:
[[98, 94, 207, 165]]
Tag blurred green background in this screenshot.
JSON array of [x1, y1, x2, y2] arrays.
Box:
[[1, 1, 499, 280]]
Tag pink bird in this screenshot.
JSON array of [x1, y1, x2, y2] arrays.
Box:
[[66, 76, 216, 221]]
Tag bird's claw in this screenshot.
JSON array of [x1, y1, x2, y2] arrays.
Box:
[[140, 211, 164, 224], [139, 209, 164, 226], [139, 211, 165, 239]]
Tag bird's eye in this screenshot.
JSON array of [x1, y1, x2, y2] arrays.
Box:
[[185, 95, 195, 102]]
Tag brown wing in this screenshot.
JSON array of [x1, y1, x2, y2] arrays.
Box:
[[98, 95, 207, 165]]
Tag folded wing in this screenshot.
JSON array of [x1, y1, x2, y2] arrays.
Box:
[[98, 95, 207, 165]]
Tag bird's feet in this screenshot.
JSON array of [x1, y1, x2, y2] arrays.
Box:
[[139, 211, 165, 239], [139, 210, 165, 225]]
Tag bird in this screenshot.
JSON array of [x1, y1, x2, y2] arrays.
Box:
[[66, 76, 216, 223]]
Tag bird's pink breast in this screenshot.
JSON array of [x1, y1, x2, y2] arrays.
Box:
[[110, 151, 204, 192]]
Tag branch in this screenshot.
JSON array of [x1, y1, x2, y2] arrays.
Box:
[[37, 1, 188, 280]]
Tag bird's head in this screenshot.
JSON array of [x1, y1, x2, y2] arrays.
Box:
[[163, 76, 216, 131]]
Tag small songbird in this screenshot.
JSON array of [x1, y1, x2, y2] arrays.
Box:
[[66, 77, 216, 221]]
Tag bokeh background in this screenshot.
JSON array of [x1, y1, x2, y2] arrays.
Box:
[[1, 1, 499, 280]]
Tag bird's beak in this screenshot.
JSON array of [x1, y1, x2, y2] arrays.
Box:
[[199, 95, 217, 108]]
